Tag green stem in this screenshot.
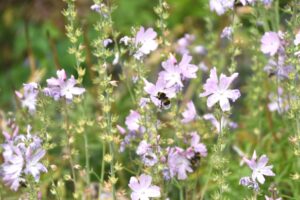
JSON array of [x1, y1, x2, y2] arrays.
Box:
[[84, 133, 90, 185], [99, 141, 106, 199]]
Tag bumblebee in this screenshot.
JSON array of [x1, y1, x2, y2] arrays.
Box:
[[156, 92, 171, 109], [190, 153, 201, 169]]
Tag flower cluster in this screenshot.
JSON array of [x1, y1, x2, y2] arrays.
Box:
[[0, 126, 47, 191], [15, 83, 39, 114], [261, 31, 294, 79]]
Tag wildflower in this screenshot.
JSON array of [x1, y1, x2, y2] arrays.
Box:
[[15, 82, 39, 113], [136, 140, 151, 156], [243, 151, 275, 184], [194, 45, 207, 55], [103, 38, 113, 47], [128, 174, 161, 200], [44, 69, 85, 101], [159, 55, 183, 88], [221, 26, 233, 40], [181, 101, 198, 123], [176, 34, 195, 55], [133, 27, 158, 60], [268, 88, 289, 113], [209, 0, 235, 15], [1, 126, 47, 191], [90, 3, 108, 18], [203, 113, 237, 133], [167, 147, 193, 180], [158, 54, 198, 89], [261, 32, 281, 56], [178, 54, 198, 80], [261, 0, 272, 6], [294, 31, 300, 46], [143, 78, 176, 107], [120, 36, 131, 46], [240, 0, 256, 6], [125, 110, 143, 132], [186, 132, 207, 158], [200, 67, 240, 111], [264, 58, 294, 79], [239, 176, 259, 191]]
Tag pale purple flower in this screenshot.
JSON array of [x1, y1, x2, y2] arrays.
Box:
[[1, 126, 47, 191], [136, 140, 151, 156], [199, 62, 209, 72], [139, 98, 150, 108], [134, 27, 158, 60], [158, 54, 198, 89], [128, 174, 161, 200], [120, 36, 131, 46], [142, 152, 158, 167], [203, 113, 237, 133], [261, 32, 281, 56], [15, 82, 39, 113], [167, 147, 193, 180], [294, 31, 300, 46], [179, 54, 198, 80], [181, 101, 198, 123], [44, 69, 85, 101], [143, 78, 176, 107], [243, 151, 275, 184], [261, 0, 272, 6], [210, 0, 235, 15], [268, 88, 289, 113], [125, 110, 142, 132], [103, 38, 113, 47], [221, 26, 233, 40], [200, 67, 240, 111], [176, 34, 195, 55], [186, 132, 207, 158], [90, 3, 108, 18], [264, 57, 294, 79], [194, 45, 207, 55], [239, 176, 259, 191], [240, 0, 256, 6], [159, 56, 183, 88]]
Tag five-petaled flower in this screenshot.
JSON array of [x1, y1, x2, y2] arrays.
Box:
[[128, 174, 161, 200], [200, 67, 240, 111]]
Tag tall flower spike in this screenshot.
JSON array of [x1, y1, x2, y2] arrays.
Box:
[[200, 67, 240, 111]]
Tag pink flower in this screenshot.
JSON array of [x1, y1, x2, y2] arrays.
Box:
[[128, 174, 161, 200], [243, 151, 275, 184], [167, 147, 193, 180], [43, 69, 85, 101], [200, 67, 240, 111], [15, 82, 39, 113], [181, 101, 198, 123], [125, 110, 142, 132], [143, 78, 176, 107], [186, 132, 207, 158], [158, 54, 198, 89], [134, 27, 158, 60], [261, 32, 281, 56], [221, 26, 233, 40], [1, 126, 47, 191], [209, 0, 234, 15], [176, 34, 195, 55], [203, 113, 237, 133], [159, 55, 183, 88]]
